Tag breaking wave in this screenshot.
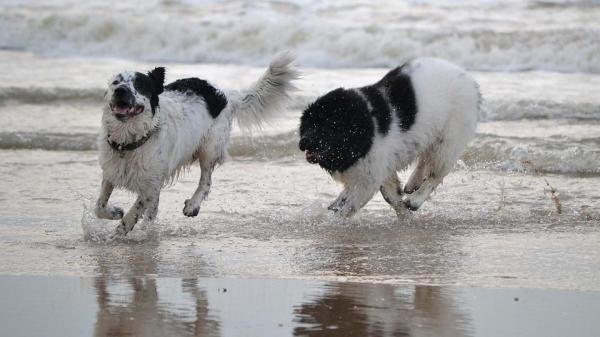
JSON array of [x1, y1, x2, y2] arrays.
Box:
[[0, 0, 599, 72]]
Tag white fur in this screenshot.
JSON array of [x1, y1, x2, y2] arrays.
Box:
[[95, 54, 298, 236], [331, 58, 480, 217]]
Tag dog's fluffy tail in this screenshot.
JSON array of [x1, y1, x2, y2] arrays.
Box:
[[231, 52, 299, 130]]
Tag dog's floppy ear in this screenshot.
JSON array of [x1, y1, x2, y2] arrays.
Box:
[[148, 67, 165, 95]]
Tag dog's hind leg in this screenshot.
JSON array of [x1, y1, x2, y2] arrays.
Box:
[[380, 172, 408, 216], [402, 137, 462, 211], [95, 179, 123, 220], [403, 154, 431, 194], [183, 156, 218, 217], [402, 176, 442, 211]]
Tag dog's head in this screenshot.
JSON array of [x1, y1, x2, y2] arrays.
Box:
[[299, 88, 374, 173], [104, 67, 165, 122]]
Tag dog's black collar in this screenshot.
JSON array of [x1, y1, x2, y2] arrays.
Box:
[[107, 127, 159, 152]]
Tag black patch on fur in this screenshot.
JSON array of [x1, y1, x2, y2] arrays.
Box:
[[165, 78, 228, 118], [299, 88, 374, 173], [133, 67, 165, 115], [359, 86, 391, 135], [375, 65, 417, 130]]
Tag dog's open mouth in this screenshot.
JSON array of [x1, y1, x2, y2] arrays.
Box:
[[110, 103, 144, 119]]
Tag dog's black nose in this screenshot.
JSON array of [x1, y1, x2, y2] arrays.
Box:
[[112, 86, 134, 107], [114, 86, 129, 98], [299, 137, 313, 151]]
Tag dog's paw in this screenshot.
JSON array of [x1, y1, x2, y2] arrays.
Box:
[[95, 205, 124, 220], [327, 203, 355, 218], [109, 206, 124, 219], [403, 186, 416, 194], [183, 199, 200, 217], [327, 204, 340, 213], [402, 197, 420, 212], [110, 222, 129, 239]]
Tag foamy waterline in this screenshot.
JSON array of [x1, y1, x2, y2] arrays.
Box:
[[2, 130, 599, 175]]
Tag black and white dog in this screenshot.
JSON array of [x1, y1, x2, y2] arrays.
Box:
[[299, 57, 479, 218], [95, 54, 298, 236]]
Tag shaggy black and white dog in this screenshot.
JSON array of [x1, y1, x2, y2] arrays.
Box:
[[95, 54, 298, 236], [299, 57, 479, 218]]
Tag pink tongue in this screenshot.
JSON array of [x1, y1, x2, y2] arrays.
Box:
[[113, 105, 143, 117], [114, 106, 130, 114]]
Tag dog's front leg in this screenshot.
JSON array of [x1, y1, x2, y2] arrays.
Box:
[[114, 188, 160, 236], [144, 193, 160, 223], [114, 195, 145, 236], [327, 189, 351, 213], [329, 182, 379, 218], [95, 179, 123, 220], [183, 159, 216, 217]]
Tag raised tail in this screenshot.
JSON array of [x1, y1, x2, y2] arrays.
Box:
[[231, 52, 299, 130]]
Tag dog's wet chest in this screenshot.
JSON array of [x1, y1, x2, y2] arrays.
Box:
[[102, 151, 163, 191]]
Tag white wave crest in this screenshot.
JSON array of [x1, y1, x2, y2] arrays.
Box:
[[1, 1, 599, 72]]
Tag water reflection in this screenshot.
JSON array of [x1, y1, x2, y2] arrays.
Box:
[[293, 283, 470, 337], [89, 242, 470, 336], [2, 273, 597, 337], [92, 273, 470, 336], [294, 282, 408, 336], [92, 245, 220, 337], [292, 223, 465, 281]]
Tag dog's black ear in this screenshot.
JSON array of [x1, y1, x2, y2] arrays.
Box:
[[148, 67, 165, 94]]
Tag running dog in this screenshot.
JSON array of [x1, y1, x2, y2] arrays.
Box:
[[95, 54, 298, 236], [299, 57, 479, 218]]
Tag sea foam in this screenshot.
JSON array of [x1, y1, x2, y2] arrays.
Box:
[[0, 0, 599, 72]]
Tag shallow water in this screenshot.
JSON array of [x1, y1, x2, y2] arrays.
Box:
[[1, 275, 599, 337], [1, 50, 600, 173], [1, 49, 600, 290], [1, 148, 599, 291]]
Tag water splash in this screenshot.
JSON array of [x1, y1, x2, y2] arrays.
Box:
[[80, 201, 159, 243]]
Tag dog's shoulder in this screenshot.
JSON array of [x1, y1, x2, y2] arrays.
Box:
[[374, 64, 417, 131], [165, 78, 227, 118], [357, 85, 391, 135]]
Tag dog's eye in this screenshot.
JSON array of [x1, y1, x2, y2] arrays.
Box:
[[112, 80, 119, 86]]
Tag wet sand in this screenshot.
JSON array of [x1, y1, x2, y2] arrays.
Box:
[[1, 147, 600, 336], [1, 275, 599, 337], [0, 151, 598, 287]]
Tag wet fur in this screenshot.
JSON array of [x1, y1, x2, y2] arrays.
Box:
[[95, 54, 298, 236], [299, 57, 480, 218]]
